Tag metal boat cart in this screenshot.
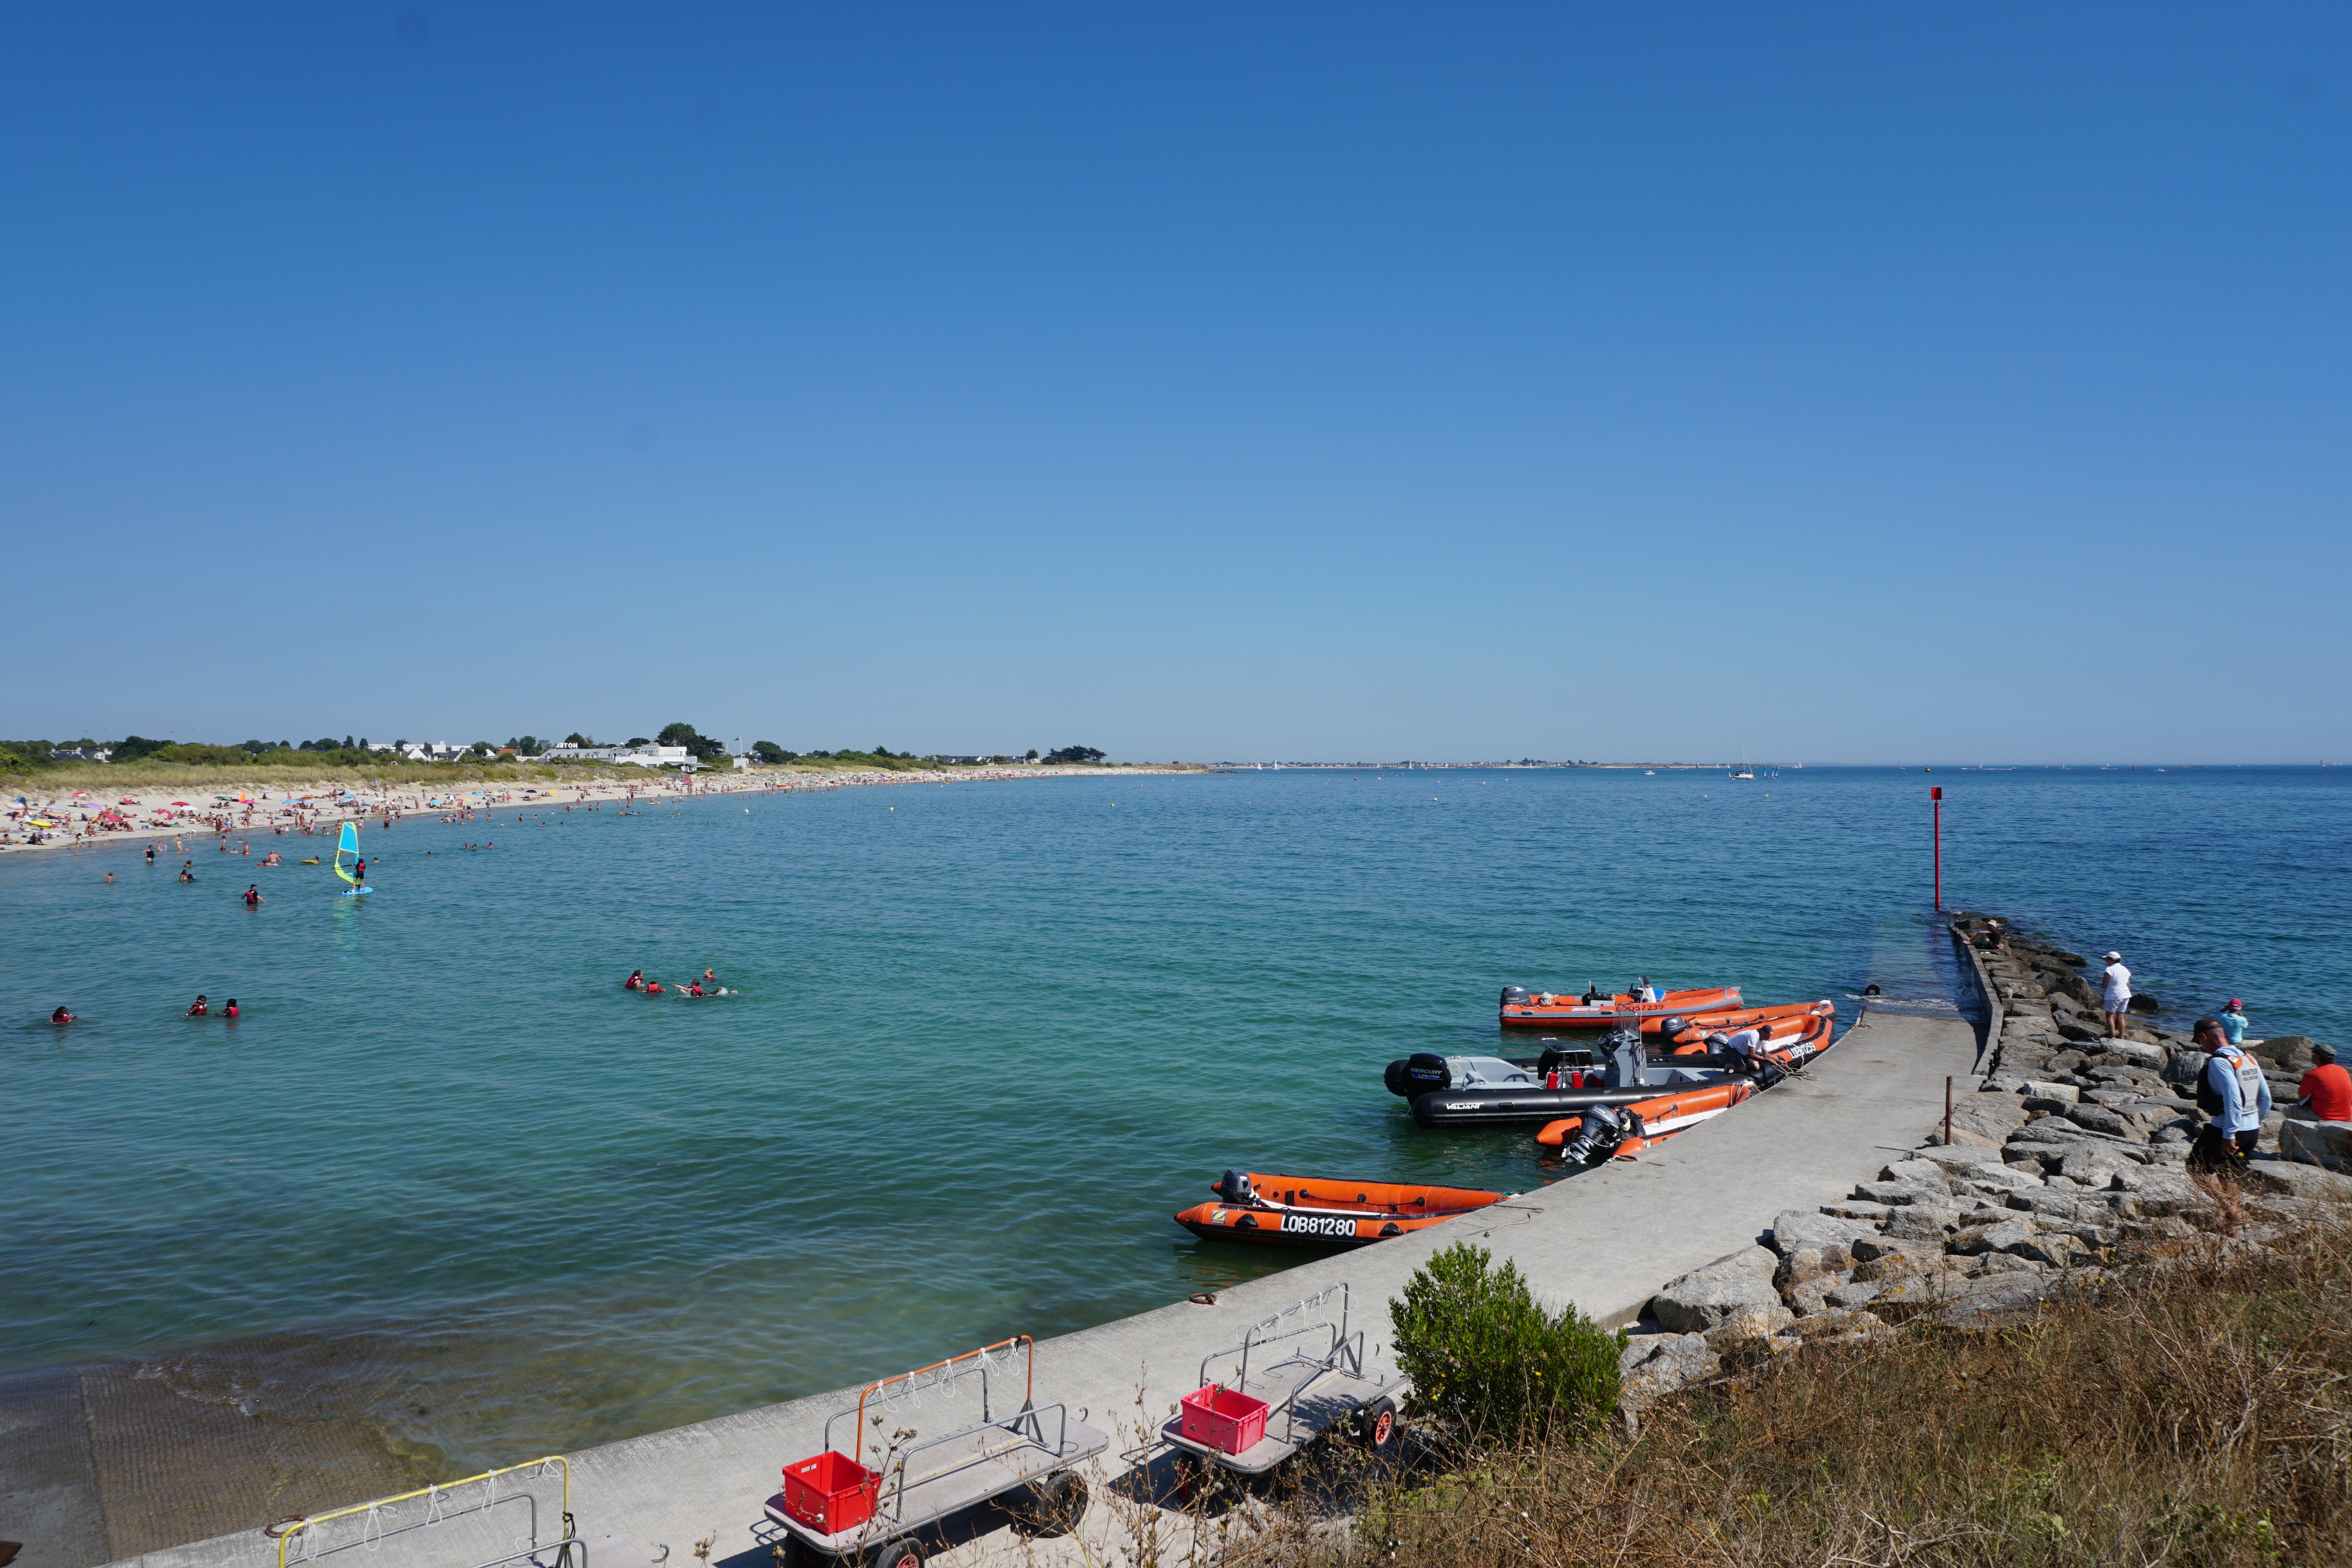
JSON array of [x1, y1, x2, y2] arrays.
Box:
[[1159, 1283, 1405, 1492], [759, 1336, 1109, 1568]]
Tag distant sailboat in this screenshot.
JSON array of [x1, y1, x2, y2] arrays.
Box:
[[1732, 749, 1756, 781]]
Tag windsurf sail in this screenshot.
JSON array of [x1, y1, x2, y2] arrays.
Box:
[[333, 822, 363, 890]]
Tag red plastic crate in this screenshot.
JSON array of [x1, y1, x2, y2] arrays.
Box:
[[1180, 1384, 1269, 1455], [780, 1450, 880, 1534]]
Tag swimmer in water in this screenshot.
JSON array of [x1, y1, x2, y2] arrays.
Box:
[[688, 981, 705, 997], [105, 871, 115, 883], [644, 980, 664, 995], [701, 968, 719, 991], [223, 999, 240, 1019], [186, 994, 209, 1017], [243, 885, 262, 906], [262, 851, 282, 866], [145, 844, 156, 865], [625, 969, 644, 991], [179, 861, 196, 882], [52, 1005, 75, 1024]]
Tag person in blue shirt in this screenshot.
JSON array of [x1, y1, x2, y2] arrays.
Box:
[[2189, 1015, 2273, 1180], [2217, 999, 2255, 1049]]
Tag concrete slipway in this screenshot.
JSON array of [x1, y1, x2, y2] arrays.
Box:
[[99, 1007, 1979, 1568]]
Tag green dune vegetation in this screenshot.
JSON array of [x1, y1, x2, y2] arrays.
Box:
[[0, 731, 1105, 796]]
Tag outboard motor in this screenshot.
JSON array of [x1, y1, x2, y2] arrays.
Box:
[[1218, 1169, 1255, 1203], [1500, 985, 1532, 1008], [1658, 1014, 1689, 1039], [1562, 1104, 1625, 1164], [1401, 1052, 1452, 1097]]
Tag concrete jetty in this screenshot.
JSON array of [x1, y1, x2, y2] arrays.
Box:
[[67, 1005, 1979, 1568]]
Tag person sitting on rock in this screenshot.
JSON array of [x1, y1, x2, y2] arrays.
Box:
[[2217, 998, 2259, 1050], [2189, 1017, 2271, 1181], [2297, 1042, 2351, 1124]]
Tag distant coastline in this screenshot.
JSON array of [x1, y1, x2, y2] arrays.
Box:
[[0, 761, 1209, 856]]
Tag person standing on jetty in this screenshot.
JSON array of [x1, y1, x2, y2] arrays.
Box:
[[2190, 1016, 2271, 1181], [2100, 951, 2133, 1038]]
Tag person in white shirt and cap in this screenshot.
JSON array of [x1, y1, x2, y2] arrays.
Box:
[[2100, 951, 2133, 1038]]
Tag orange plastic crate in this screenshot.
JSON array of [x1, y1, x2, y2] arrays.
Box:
[[1180, 1384, 1269, 1455], [781, 1450, 880, 1534]]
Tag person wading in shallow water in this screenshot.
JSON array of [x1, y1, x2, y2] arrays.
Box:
[[2189, 1017, 2270, 1182]]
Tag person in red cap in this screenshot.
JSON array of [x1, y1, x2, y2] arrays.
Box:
[[2217, 999, 2259, 1050]]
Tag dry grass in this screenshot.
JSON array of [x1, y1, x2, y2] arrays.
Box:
[[1245, 1211, 2352, 1568]]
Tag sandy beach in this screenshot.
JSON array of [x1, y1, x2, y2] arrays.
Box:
[[0, 764, 1202, 856]]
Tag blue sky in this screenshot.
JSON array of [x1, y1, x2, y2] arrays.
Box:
[[4, 4, 2346, 763]]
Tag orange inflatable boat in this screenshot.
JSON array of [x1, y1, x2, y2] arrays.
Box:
[[1665, 1011, 1834, 1065], [1535, 1078, 1761, 1161], [1174, 1169, 1505, 1249], [1660, 1000, 1836, 1048], [1499, 984, 1741, 1028]]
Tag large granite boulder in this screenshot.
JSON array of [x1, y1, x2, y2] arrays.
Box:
[[2252, 1037, 2323, 1071], [1649, 1247, 1782, 1333], [2277, 1119, 2352, 1174], [1938, 1092, 2033, 1149], [1621, 1332, 1720, 1404]]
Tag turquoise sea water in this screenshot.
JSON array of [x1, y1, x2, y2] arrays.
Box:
[[4, 765, 2347, 1469]]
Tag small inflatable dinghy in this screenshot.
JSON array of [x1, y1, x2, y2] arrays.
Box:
[[1537, 1078, 1763, 1162], [1500, 984, 1741, 1028], [1663, 1011, 1835, 1067], [1174, 1169, 1505, 1248], [1658, 999, 1835, 1047]]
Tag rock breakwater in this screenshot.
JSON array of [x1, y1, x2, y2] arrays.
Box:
[[1616, 916, 2352, 1407]]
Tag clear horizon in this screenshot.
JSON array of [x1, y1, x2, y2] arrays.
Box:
[[5, 4, 2348, 764]]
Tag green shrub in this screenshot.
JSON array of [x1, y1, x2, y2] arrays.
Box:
[[1390, 1242, 1622, 1442]]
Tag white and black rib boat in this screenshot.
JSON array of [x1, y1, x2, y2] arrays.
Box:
[[1390, 1030, 1784, 1129]]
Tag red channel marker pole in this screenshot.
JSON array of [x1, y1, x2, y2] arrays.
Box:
[[1931, 785, 1943, 910]]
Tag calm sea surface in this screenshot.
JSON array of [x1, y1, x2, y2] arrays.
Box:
[[4, 765, 2347, 1468]]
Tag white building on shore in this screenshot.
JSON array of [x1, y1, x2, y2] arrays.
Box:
[[527, 744, 693, 768]]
